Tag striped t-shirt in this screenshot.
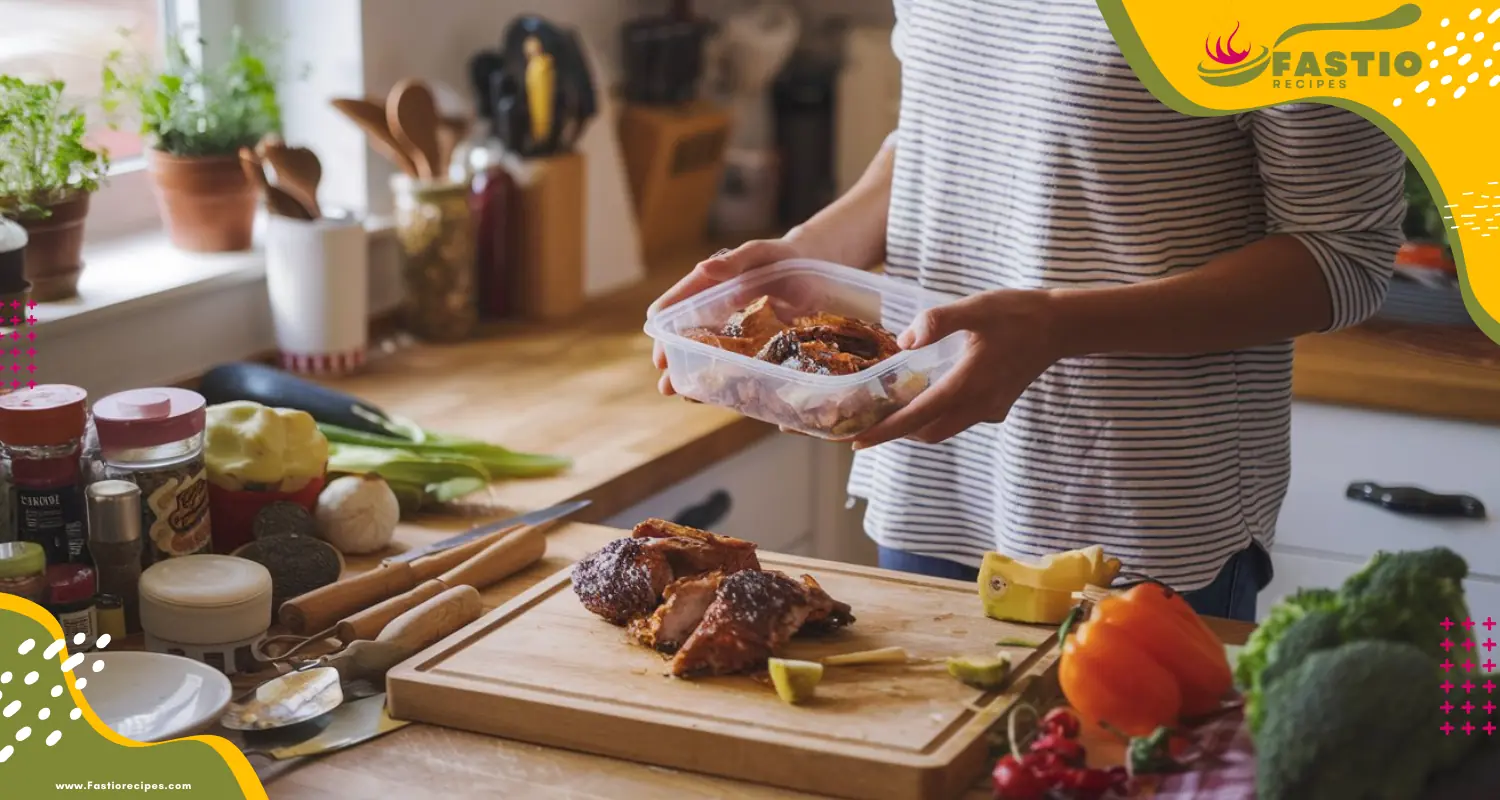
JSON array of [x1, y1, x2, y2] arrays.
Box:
[[846, 0, 1407, 590]]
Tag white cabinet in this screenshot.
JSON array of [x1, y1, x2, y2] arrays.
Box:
[[1262, 401, 1500, 619], [603, 434, 820, 556]]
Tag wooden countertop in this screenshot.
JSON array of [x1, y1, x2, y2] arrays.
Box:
[[260, 521, 1254, 800]]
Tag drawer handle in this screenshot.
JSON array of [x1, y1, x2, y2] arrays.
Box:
[[1345, 481, 1487, 520], [672, 490, 733, 531]]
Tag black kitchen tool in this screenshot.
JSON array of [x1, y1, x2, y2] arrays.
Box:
[[468, 50, 506, 125], [499, 15, 597, 157], [672, 490, 732, 531], [198, 362, 399, 438], [1345, 481, 1487, 519]]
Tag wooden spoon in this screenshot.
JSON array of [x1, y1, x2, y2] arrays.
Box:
[[435, 115, 471, 178], [238, 148, 315, 221], [330, 97, 420, 177], [261, 142, 323, 218], [386, 79, 443, 180]]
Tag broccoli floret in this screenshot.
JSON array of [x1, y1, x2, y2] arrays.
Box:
[[1339, 547, 1470, 662], [1246, 608, 1344, 734], [1255, 640, 1442, 800], [1234, 587, 1341, 690]]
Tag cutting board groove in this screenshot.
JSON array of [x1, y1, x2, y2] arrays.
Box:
[[388, 552, 1059, 800]]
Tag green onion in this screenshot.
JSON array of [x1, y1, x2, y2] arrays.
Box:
[[317, 423, 571, 479]]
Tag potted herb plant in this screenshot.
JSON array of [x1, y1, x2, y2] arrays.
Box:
[[103, 28, 283, 252], [0, 77, 110, 301]]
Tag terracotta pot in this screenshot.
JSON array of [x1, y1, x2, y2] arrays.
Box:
[[17, 193, 89, 301], [147, 150, 257, 253]]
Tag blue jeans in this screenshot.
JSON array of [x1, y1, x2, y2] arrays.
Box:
[[876, 544, 1273, 622]]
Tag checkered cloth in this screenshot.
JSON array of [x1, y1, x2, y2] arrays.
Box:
[[1137, 711, 1256, 799]]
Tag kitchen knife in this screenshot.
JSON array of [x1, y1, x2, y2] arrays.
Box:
[[1345, 481, 1487, 519], [385, 498, 589, 564], [241, 694, 407, 761]]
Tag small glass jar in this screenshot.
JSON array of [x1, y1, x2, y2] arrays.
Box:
[[391, 174, 479, 342], [92, 389, 212, 565], [0, 540, 47, 603], [94, 593, 127, 642], [47, 563, 96, 649], [0, 385, 91, 565]]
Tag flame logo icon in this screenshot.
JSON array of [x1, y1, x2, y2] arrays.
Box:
[[1205, 22, 1252, 65]]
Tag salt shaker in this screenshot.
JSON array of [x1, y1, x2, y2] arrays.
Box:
[[86, 480, 143, 634]]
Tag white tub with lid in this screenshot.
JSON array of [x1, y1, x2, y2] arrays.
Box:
[[645, 260, 965, 439], [139, 555, 273, 675]]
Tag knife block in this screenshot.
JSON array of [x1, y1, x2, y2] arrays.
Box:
[[619, 102, 731, 261], [511, 152, 587, 321]]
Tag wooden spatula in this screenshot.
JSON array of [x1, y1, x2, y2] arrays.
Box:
[[239, 147, 315, 221], [435, 115, 472, 178], [331, 97, 420, 177], [260, 140, 323, 218], [387, 79, 443, 180]]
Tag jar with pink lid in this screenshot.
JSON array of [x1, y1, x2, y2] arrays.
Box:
[[92, 388, 212, 565]]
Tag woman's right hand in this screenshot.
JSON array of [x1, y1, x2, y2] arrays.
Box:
[[649, 238, 806, 396]]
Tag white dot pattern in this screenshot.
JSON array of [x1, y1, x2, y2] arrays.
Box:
[[45, 731, 61, 747], [1397, 14, 1500, 106], [16, 640, 33, 656], [2, 634, 109, 769]]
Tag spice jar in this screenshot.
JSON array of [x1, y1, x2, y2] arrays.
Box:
[[94, 593, 126, 642], [0, 385, 91, 565], [86, 480, 143, 633], [0, 540, 47, 603], [46, 563, 96, 649], [93, 389, 212, 564], [391, 175, 479, 342]]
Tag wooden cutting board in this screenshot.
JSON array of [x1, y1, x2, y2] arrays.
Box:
[[387, 553, 1060, 800]]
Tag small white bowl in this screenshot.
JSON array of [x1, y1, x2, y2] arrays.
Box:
[[79, 651, 234, 743]]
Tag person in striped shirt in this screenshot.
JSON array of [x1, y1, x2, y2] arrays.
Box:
[[650, 0, 1406, 623]]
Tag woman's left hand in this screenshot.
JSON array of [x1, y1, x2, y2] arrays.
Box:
[[851, 288, 1066, 450]]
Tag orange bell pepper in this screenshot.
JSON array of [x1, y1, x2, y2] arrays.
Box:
[[1059, 582, 1234, 736]]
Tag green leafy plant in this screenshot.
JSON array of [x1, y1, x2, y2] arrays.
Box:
[[0, 76, 110, 220], [1403, 159, 1449, 250], [102, 26, 284, 157]]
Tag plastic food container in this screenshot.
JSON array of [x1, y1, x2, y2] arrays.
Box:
[[644, 260, 965, 439]]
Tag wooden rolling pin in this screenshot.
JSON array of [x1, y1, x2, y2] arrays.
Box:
[[323, 584, 484, 683], [335, 523, 546, 643], [279, 522, 545, 635]]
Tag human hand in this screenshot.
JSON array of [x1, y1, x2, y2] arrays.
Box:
[[850, 289, 1067, 449], [650, 238, 806, 397]]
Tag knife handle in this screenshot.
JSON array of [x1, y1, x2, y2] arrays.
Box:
[[408, 523, 523, 582], [279, 561, 417, 636], [337, 578, 448, 643], [324, 585, 483, 683], [439, 523, 548, 589], [1345, 481, 1488, 519]]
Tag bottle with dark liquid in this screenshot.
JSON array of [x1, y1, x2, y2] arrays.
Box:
[[468, 71, 526, 320]]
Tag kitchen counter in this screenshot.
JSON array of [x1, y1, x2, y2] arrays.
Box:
[[260, 521, 1255, 800]]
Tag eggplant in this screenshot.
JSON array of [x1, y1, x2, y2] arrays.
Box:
[[198, 362, 400, 438]]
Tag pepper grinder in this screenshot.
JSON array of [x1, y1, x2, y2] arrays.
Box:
[[86, 480, 143, 634]]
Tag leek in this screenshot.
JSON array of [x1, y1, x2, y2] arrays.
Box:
[[317, 423, 571, 479]]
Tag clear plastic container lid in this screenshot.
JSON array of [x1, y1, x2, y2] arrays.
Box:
[[644, 260, 965, 439]]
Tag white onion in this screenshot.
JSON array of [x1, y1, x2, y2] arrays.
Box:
[[314, 474, 400, 555]]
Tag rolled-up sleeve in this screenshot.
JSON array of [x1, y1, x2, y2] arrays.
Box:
[[1237, 104, 1408, 332]]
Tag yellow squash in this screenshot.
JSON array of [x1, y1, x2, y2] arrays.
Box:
[[978, 545, 1122, 624]]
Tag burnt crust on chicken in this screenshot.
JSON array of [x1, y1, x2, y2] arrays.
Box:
[[571, 537, 673, 626], [669, 569, 855, 678]]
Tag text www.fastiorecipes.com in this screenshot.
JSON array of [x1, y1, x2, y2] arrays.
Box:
[[54, 782, 193, 792]]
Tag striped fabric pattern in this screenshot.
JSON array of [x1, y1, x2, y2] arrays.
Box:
[[847, 0, 1407, 589]]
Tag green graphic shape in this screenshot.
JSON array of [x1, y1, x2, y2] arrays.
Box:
[[1097, 0, 1500, 346], [1272, 3, 1424, 47], [0, 608, 250, 798]]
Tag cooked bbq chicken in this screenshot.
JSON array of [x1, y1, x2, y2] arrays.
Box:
[[629, 571, 724, 653], [670, 570, 855, 678], [680, 295, 901, 377], [571, 519, 760, 627]]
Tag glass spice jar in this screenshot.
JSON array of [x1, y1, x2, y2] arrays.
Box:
[[0, 540, 47, 603], [391, 174, 479, 342], [0, 385, 91, 565], [86, 480, 143, 633], [92, 389, 212, 565], [46, 563, 96, 649]]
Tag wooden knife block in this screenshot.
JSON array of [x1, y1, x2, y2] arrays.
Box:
[[619, 102, 731, 262], [513, 152, 587, 321]]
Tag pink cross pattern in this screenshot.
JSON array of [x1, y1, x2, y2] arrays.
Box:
[[1487, 722, 1498, 735], [7, 317, 19, 326], [10, 364, 20, 373], [27, 316, 37, 326], [7, 301, 18, 310], [1462, 659, 1477, 671], [1443, 639, 1456, 651], [7, 381, 18, 389], [25, 332, 35, 341], [9, 332, 19, 341], [1486, 659, 1498, 672], [1464, 722, 1477, 735], [1486, 639, 1497, 652], [1442, 659, 1456, 672], [1463, 680, 1476, 693], [24, 347, 34, 357], [1443, 702, 1456, 713], [25, 381, 34, 389], [1443, 680, 1456, 693], [1486, 702, 1497, 714], [1465, 619, 1477, 631], [1463, 701, 1477, 714], [1464, 639, 1477, 651], [1442, 722, 1456, 735], [25, 364, 36, 374], [1486, 681, 1498, 692], [26, 299, 35, 309], [1487, 617, 1497, 631], [1442, 618, 1457, 631]]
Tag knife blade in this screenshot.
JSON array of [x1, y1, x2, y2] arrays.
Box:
[[242, 694, 407, 761], [383, 498, 590, 564]]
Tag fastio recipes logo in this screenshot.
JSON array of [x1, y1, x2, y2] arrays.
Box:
[[1197, 3, 1425, 88]]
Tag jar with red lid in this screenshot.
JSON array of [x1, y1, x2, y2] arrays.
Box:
[[0, 385, 91, 565], [46, 562, 96, 649], [93, 388, 212, 565]]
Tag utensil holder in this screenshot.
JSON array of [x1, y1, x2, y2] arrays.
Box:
[[391, 175, 479, 342], [266, 213, 370, 375], [619, 102, 731, 261], [510, 153, 586, 321]]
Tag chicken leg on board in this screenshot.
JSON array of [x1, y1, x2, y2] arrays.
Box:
[[670, 570, 855, 678], [571, 519, 760, 627]]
